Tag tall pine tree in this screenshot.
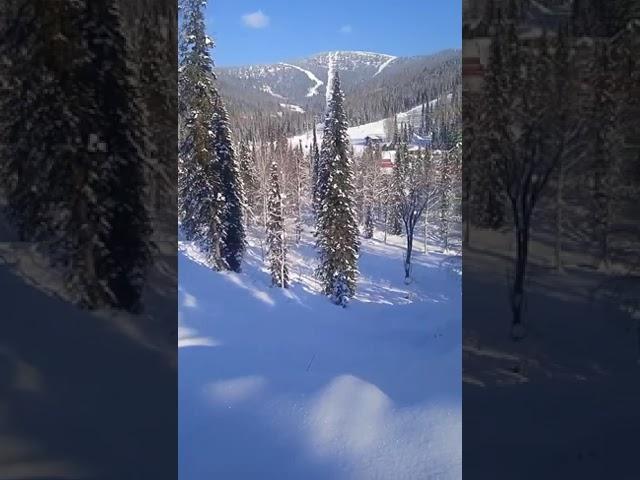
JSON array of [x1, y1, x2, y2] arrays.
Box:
[[179, 0, 245, 272], [178, 0, 224, 268], [388, 122, 406, 236], [311, 122, 321, 215], [590, 42, 621, 269], [137, 8, 177, 229], [88, 0, 153, 312], [237, 139, 258, 226], [439, 148, 454, 253], [212, 92, 245, 272], [0, 0, 152, 311], [316, 71, 359, 306], [266, 161, 289, 288], [363, 205, 374, 239]]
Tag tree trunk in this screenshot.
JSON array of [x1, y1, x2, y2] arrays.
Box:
[[384, 208, 388, 244], [463, 177, 470, 247], [404, 224, 414, 282], [263, 192, 268, 228], [464, 202, 470, 247], [72, 160, 99, 308], [510, 214, 529, 340], [442, 222, 449, 253], [555, 160, 563, 272], [599, 198, 611, 270], [423, 205, 429, 253], [79, 194, 98, 304]]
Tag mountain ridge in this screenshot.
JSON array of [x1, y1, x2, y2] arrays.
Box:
[[217, 48, 461, 138], [218, 49, 397, 69]]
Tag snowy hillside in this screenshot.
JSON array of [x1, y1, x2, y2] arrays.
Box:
[[216, 49, 460, 121], [221, 51, 394, 99], [291, 94, 452, 154], [217, 51, 394, 116], [464, 227, 640, 478], [179, 228, 461, 479], [298, 50, 396, 78], [0, 217, 176, 478]]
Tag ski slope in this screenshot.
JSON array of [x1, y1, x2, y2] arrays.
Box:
[[373, 55, 397, 76], [179, 228, 461, 479], [280, 103, 305, 113], [261, 85, 286, 99], [291, 95, 451, 154], [280, 62, 324, 97]]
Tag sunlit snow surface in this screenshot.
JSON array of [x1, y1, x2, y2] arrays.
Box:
[[179, 229, 461, 479]]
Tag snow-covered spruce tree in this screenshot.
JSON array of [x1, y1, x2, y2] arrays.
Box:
[[316, 71, 359, 305], [237, 139, 258, 226], [137, 10, 177, 227], [293, 141, 304, 243], [389, 114, 399, 146], [590, 43, 622, 270], [87, 0, 153, 312], [266, 161, 289, 288], [211, 92, 245, 272], [439, 148, 454, 253], [363, 205, 374, 239], [178, 0, 225, 269], [331, 272, 351, 308], [0, 0, 80, 243], [311, 122, 321, 214], [388, 123, 406, 236], [0, 0, 152, 311], [475, 22, 507, 230], [388, 201, 404, 236]]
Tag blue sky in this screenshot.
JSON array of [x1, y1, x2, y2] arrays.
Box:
[[205, 1, 461, 66]]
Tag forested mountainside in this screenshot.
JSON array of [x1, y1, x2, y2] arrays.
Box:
[[217, 49, 461, 138]]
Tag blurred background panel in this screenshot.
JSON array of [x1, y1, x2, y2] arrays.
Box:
[[463, 1, 640, 478], [0, 1, 177, 478]]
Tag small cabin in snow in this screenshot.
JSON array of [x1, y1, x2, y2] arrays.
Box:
[[364, 135, 384, 147]]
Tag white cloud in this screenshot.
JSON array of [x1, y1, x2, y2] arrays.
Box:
[[242, 10, 270, 29], [183, 292, 197, 308], [340, 24, 353, 34]]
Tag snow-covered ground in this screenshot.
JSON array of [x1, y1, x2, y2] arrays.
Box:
[[464, 227, 640, 478], [179, 228, 461, 479], [0, 215, 176, 478]]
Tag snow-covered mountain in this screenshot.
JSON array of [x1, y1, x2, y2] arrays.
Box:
[[219, 51, 394, 102], [294, 50, 398, 84], [216, 49, 460, 122]]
